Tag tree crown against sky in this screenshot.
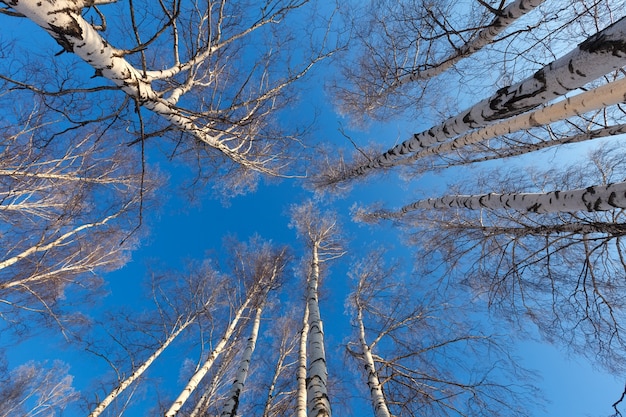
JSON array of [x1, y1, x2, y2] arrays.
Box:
[[1, 0, 626, 416]]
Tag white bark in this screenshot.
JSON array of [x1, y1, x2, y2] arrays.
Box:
[[220, 305, 263, 417], [397, 0, 546, 84], [355, 299, 390, 417], [3, 1, 283, 174], [341, 16, 626, 181], [295, 302, 309, 417], [386, 181, 626, 216], [404, 77, 626, 163], [164, 295, 252, 417], [425, 123, 626, 169], [88, 317, 195, 417], [0, 210, 120, 272], [306, 244, 331, 417]]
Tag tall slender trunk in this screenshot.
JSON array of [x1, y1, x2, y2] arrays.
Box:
[[187, 350, 234, 417], [355, 302, 390, 417], [404, 77, 626, 163], [338, 16, 626, 182], [164, 296, 252, 417], [379, 181, 626, 216], [295, 302, 309, 417], [397, 0, 546, 84], [306, 244, 331, 417], [0, 212, 119, 272], [447, 222, 626, 238], [423, 123, 626, 169], [220, 305, 263, 417], [88, 317, 195, 417]]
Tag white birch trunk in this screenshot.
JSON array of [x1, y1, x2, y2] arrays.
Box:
[[164, 296, 252, 417], [5, 1, 269, 173], [386, 181, 626, 216], [295, 302, 309, 417], [344, 16, 626, 179], [355, 303, 390, 417], [405, 77, 626, 163], [428, 123, 626, 168], [306, 244, 331, 417], [451, 222, 626, 237], [219, 305, 263, 417], [0, 210, 119, 272], [398, 0, 546, 84], [88, 317, 194, 417]]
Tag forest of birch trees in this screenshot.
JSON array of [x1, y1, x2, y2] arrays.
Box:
[[1, 0, 626, 416]]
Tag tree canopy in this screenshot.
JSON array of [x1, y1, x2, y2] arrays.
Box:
[[1, 0, 626, 416]]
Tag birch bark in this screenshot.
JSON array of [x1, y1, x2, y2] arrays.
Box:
[[88, 317, 195, 417], [295, 302, 309, 417], [380, 181, 626, 217], [396, 0, 546, 85], [335, 16, 626, 183], [421, 123, 626, 170], [2, 0, 308, 175], [403, 77, 626, 163], [164, 295, 252, 417], [355, 296, 390, 417], [219, 305, 263, 417], [306, 244, 331, 417]]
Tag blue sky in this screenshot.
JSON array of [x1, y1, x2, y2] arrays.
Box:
[[1, 2, 626, 416]]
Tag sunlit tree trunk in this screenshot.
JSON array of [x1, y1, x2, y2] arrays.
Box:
[[88, 317, 195, 417], [4, 0, 326, 177], [355, 294, 390, 417], [403, 77, 626, 163], [397, 0, 546, 85], [306, 243, 331, 417], [164, 295, 252, 417], [325, 16, 626, 184], [371, 181, 626, 218], [419, 123, 626, 171], [220, 305, 263, 417], [295, 302, 309, 417]]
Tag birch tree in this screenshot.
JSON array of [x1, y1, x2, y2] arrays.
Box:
[[0, 0, 336, 191], [164, 237, 288, 417], [218, 239, 289, 417], [0, 99, 152, 335], [86, 262, 227, 417], [346, 251, 535, 417], [361, 143, 626, 372], [336, 0, 549, 117], [318, 10, 626, 188], [290, 201, 345, 417]]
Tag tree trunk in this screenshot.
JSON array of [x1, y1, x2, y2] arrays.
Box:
[[404, 77, 626, 163], [382, 181, 626, 216], [340, 16, 626, 181], [164, 296, 252, 417], [423, 123, 626, 169], [306, 244, 332, 417], [295, 302, 309, 417], [355, 302, 391, 417], [6, 1, 272, 174], [398, 0, 546, 84], [88, 317, 194, 417], [220, 305, 263, 417]]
